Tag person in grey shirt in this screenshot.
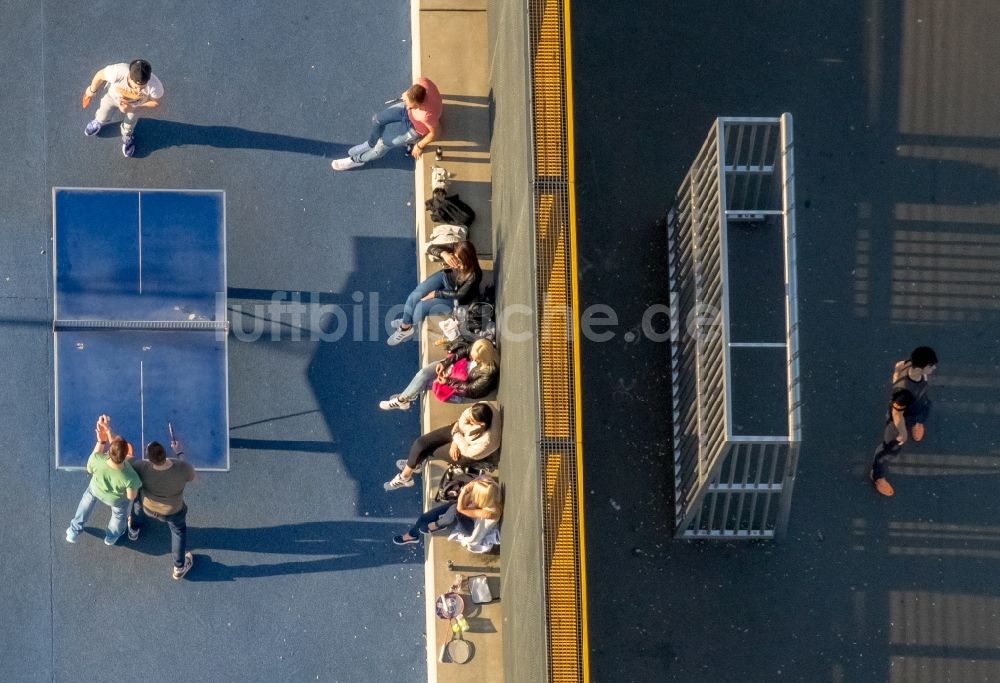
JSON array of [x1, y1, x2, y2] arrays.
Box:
[[127, 440, 196, 579]]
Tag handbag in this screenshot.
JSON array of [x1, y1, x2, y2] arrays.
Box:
[[432, 357, 469, 402]]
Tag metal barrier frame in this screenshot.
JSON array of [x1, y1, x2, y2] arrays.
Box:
[[667, 115, 801, 539]]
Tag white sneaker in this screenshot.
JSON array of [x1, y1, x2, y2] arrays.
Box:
[[384, 474, 415, 491], [331, 157, 364, 171], [379, 395, 411, 411], [397, 458, 422, 474], [390, 318, 404, 330], [387, 326, 414, 346], [348, 141, 372, 157]]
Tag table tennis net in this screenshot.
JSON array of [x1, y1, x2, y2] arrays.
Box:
[[54, 319, 228, 331]]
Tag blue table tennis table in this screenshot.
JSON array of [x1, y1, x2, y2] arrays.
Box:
[[53, 188, 229, 471]]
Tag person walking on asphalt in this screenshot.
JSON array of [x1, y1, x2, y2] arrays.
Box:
[[870, 389, 915, 497], [890, 346, 937, 444], [81, 59, 164, 158], [66, 415, 141, 546], [331, 77, 442, 170], [127, 439, 196, 580]]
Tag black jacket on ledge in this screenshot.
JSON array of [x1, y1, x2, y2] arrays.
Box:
[[440, 339, 498, 399]]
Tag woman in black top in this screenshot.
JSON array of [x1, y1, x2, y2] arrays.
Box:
[[388, 240, 482, 346]]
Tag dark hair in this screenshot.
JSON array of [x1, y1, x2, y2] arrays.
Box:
[[451, 241, 479, 274], [891, 388, 914, 409], [406, 84, 427, 105], [910, 346, 937, 369], [108, 437, 130, 464], [468, 402, 493, 430], [129, 59, 152, 85], [146, 441, 166, 464]]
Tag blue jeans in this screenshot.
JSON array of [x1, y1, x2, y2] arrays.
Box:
[[355, 103, 420, 163], [401, 271, 453, 329], [400, 362, 463, 403], [130, 497, 188, 568], [68, 485, 130, 544], [407, 503, 475, 538]]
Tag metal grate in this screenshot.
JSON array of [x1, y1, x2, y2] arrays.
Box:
[[529, 0, 588, 680]]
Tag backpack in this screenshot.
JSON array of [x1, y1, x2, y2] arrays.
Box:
[[459, 301, 496, 342], [426, 189, 476, 227], [425, 224, 468, 262], [435, 465, 476, 503]]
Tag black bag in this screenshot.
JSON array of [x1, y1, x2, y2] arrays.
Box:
[[460, 301, 496, 341], [435, 465, 476, 503], [426, 189, 476, 227]]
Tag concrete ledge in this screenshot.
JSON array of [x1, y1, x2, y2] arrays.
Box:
[[411, 1, 500, 681]]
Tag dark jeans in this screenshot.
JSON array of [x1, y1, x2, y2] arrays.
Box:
[[130, 497, 188, 568], [407, 424, 454, 469], [871, 439, 903, 481], [407, 503, 475, 538], [905, 398, 931, 428]]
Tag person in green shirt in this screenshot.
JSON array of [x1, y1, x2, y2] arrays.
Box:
[[66, 415, 141, 546]]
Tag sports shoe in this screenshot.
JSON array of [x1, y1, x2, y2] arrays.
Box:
[[122, 135, 135, 158], [65, 528, 78, 544], [397, 458, 422, 474], [84, 120, 102, 136], [911, 423, 925, 441], [393, 534, 420, 546], [387, 326, 414, 346], [173, 552, 194, 580], [873, 478, 894, 497], [384, 474, 415, 491], [127, 526, 140, 542], [104, 535, 118, 546], [348, 141, 371, 157], [379, 395, 411, 411], [404, 144, 414, 157], [331, 157, 364, 171], [390, 318, 405, 330]]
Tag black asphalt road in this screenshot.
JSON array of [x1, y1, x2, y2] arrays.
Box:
[[572, 2, 1000, 680]]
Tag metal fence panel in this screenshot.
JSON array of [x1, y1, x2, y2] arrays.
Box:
[[667, 116, 801, 540]]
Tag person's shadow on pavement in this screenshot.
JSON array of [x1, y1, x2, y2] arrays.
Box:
[[97, 119, 415, 169], [125, 519, 418, 581]]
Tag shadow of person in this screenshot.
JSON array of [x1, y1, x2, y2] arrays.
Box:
[[124, 519, 419, 581], [95, 119, 416, 169]]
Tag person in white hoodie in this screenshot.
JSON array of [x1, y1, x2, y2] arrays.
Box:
[[384, 401, 501, 490]]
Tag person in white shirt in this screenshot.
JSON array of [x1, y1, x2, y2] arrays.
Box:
[[384, 402, 502, 490], [82, 59, 164, 158]]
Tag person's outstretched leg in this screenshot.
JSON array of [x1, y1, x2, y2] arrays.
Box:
[[386, 425, 454, 490], [105, 498, 130, 545], [394, 504, 457, 544], [164, 505, 188, 570], [387, 272, 449, 346], [67, 487, 98, 542], [870, 440, 901, 496]]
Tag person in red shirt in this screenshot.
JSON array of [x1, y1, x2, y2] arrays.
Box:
[[332, 77, 442, 171]]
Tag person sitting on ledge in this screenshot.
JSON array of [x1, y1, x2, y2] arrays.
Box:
[[393, 476, 502, 548], [379, 337, 499, 411], [386, 240, 482, 346], [384, 401, 502, 490]]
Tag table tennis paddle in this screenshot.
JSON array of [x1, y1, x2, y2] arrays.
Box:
[[168, 422, 184, 459]]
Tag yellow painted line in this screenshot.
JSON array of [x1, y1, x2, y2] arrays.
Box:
[[562, 0, 591, 680]]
